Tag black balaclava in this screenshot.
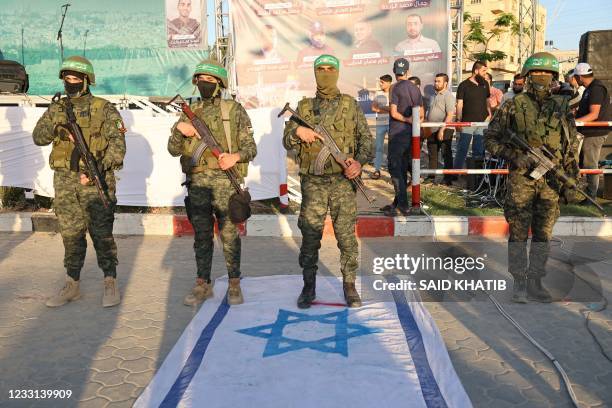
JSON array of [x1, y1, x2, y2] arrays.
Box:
[[63, 70, 88, 97], [197, 80, 220, 99]]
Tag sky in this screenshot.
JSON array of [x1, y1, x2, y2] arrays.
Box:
[[539, 0, 612, 50]]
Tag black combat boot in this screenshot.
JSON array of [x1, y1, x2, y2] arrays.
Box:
[[511, 279, 528, 304], [297, 279, 316, 309], [343, 282, 362, 308], [527, 278, 552, 303]]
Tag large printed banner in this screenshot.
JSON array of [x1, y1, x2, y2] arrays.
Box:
[[166, 0, 206, 49], [0, 0, 207, 96], [231, 0, 449, 109]]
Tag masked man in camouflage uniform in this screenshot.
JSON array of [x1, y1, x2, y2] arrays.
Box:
[[168, 60, 257, 306], [33, 56, 126, 308], [485, 52, 580, 303], [283, 55, 372, 308]]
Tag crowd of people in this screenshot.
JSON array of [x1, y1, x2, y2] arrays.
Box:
[[370, 59, 610, 215]]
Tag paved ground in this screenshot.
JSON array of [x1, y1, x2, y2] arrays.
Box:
[[0, 233, 610, 407]]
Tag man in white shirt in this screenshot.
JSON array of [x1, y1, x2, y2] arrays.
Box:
[[371, 74, 392, 179]]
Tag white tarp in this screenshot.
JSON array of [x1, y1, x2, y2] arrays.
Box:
[[0, 106, 287, 206], [134, 275, 472, 408]]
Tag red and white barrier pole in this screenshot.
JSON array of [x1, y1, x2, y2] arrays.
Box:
[[411, 106, 421, 210], [419, 169, 612, 175], [419, 121, 612, 128]]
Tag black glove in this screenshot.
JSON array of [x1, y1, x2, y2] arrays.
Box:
[[561, 187, 581, 204], [511, 153, 537, 169], [54, 124, 72, 141]]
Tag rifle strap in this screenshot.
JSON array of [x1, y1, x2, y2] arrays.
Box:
[[313, 97, 321, 121], [220, 99, 232, 153], [560, 115, 572, 149]]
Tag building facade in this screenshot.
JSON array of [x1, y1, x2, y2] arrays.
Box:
[[462, 0, 547, 81]]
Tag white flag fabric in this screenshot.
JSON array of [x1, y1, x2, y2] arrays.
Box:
[[135, 275, 472, 408]]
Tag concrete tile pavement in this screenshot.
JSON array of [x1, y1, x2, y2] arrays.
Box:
[[0, 233, 610, 407]]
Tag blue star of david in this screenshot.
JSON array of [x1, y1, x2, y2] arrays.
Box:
[[237, 309, 380, 357]]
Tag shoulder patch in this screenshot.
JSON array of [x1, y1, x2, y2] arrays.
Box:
[[115, 118, 127, 134]]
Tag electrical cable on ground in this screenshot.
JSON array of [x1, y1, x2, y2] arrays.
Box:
[[550, 237, 612, 363], [422, 212, 583, 407]]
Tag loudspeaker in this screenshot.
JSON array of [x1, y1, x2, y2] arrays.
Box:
[[579, 30, 612, 80], [604, 173, 612, 200]]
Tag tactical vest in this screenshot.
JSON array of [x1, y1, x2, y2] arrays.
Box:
[[48, 95, 110, 170], [296, 94, 356, 175], [512, 93, 572, 163], [180, 99, 248, 177]]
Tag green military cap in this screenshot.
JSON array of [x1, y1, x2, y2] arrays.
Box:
[[192, 60, 228, 88], [314, 54, 340, 70], [521, 52, 560, 77], [59, 56, 96, 86]]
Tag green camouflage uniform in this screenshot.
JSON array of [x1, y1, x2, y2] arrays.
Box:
[[283, 94, 372, 282], [32, 94, 126, 279], [484, 92, 579, 279], [168, 98, 256, 281]]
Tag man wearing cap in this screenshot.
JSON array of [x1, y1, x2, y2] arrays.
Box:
[[383, 57, 423, 216], [283, 54, 372, 309], [564, 69, 584, 111], [33, 56, 126, 308], [574, 62, 611, 203], [485, 52, 580, 304], [168, 60, 257, 306]]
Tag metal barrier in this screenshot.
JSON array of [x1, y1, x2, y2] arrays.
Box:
[[409, 106, 612, 210]]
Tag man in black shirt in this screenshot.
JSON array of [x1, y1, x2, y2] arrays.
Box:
[[575, 63, 610, 201], [384, 58, 423, 216], [453, 61, 491, 171]]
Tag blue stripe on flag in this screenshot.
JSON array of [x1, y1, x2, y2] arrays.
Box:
[[160, 298, 230, 408], [386, 275, 448, 408]]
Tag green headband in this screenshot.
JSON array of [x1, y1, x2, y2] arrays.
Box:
[[61, 60, 94, 75], [194, 63, 228, 79], [314, 54, 339, 70]]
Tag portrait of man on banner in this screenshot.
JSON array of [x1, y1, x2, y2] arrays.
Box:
[[394, 13, 443, 87], [350, 20, 383, 60], [166, 0, 205, 48], [253, 25, 288, 64], [296, 21, 336, 68]]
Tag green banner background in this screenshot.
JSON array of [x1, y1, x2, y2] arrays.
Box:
[[0, 0, 208, 96]]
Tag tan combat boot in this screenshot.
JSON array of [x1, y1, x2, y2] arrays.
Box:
[[343, 282, 362, 308], [46, 276, 81, 307], [184, 278, 214, 306], [227, 278, 244, 305], [103, 276, 121, 307]]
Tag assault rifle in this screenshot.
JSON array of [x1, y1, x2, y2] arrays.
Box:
[[278, 103, 375, 204], [52, 92, 110, 208], [169, 94, 251, 223], [506, 130, 604, 213]]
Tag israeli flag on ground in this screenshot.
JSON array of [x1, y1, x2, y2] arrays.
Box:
[[135, 275, 472, 408]]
